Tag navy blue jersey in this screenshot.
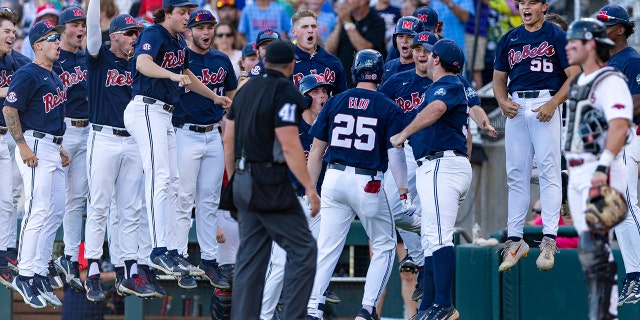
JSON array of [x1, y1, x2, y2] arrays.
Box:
[[174, 48, 238, 126], [494, 21, 569, 94], [87, 46, 133, 128], [378, 69, 432, 128], [382, 58, 415, 83], [290, 118, 327, 196], [132, 24, 190, 106], [53, 49, 88, 119], [291, 45, 348, 94], [10, 50, 31, 66], [0, 53, 29, 126], [248, 59, 265, 78], [309, 88, 403, 172], [411, 75, 469, 160], [386, 47, 399, 62], [4, 63, 66, 136], [459, 74, 480, 107], [607, 47, 640, 124]]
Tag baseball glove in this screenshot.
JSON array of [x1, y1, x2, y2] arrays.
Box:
[[584, 185, 627, 234]]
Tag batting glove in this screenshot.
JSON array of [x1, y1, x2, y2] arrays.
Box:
[[400, 193, 417, 216]]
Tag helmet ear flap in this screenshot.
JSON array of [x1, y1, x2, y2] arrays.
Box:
[[304, 94, 313, 109]]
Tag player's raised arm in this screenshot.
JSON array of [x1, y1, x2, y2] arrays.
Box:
[[85, 0, 101, 57]]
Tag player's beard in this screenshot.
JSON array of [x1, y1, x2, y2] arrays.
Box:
[[193, 37, 210, 52]]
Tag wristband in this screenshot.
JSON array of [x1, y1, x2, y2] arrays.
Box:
[[598, 149, 614, 167], [343, 22, 356, 31], [595, 165, 609, 175]]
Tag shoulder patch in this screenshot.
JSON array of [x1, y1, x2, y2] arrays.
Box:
[[636, 74, 640, 86], [251, 65, 261, 75], [465, 87, 477, 98], [6, 91, 16, 103], [434, 88, 446, 96], [142, 43, 151, 51]]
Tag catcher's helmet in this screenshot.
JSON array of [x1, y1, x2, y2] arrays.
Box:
[[567, 18, 614, 46], [585, 185, 627, 234], [393, 16, 423, 48], [351, 49, 384, 84], [579, 107, 609, 154]]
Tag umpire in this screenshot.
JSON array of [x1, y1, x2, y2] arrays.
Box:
[[222, 39, 320, 320]]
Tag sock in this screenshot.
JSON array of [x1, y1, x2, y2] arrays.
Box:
[[151, 247, 167, 257], [130, 262, 138, 277], [115, 266, 124, 277], [88, 259, 100, 277], [124, 260, 137, 279], [0, 250, 6, 266], [201, 259, 217, 266], [168, 249, 179, 257], [362, 305, 373, 313], [507, 236, 522, 243], [432, 247, 455, 307], [65, 254, 73, 261], [628, 272, 640, 280], [419, 257, 435, 310], [543, 234, 557, 240]]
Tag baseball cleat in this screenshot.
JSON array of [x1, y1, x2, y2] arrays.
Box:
[[115, 273, 129, 297], [324, 287, 341, 304], [85, 275, 106, 302], [536, 236, 558, 271], [199, 262, 231, 290], [623, 278, 640, 305], [176, 274, 197, 289], [173, 254, 205, 276], [498, 239, 530, 273], [411, 308, 432, 320], [400, 255, 418, 273], [6, 249, 18, 272], [355, 307, 379, 320], [13, 276, 47, 309], [54, 256, 83, 291], [150, 252, 189, 276], [412, 266, 424, 301], [118, 276, 156, 298], [33, 274, 62, 307], [425, 304, 459, 320], [140, 267, 167, 298], [47, 260, 64, 290], [306, 316, 321, 320], [0, 265, 16, 289]]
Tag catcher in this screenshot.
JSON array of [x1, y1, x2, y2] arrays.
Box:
[[563, 19, 631, 320]]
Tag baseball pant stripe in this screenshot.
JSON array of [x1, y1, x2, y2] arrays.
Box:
[[622, 149, 640, 236], [145, 105, 158, 247], [17, 140, 37, 261], [433, 159, 442, 245], [87, 132, 96, 182]]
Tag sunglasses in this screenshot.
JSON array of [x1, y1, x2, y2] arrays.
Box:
[[0, 7, 13, 14], [531, 208, 542, 214], [216, 0, 235, 8], [596, 13, 624, 24], [216, 33, 233, 38], [194, 11, 214, 22], [114, 29, 139, 37], [36, 33, 60, 43]]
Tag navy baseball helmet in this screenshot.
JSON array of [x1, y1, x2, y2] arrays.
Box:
[[567, 18, 614, 46], [393, 16, 423, 48], [299, 74, 332, 108], [596, 5, 631, 26], [351, 49, 384, 84], [256, 29, 280, 47], [413, 6, 438, 31]]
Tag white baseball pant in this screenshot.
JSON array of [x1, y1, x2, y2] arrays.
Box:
[[506, 91, 562, 238], [0, 133, 14, 251], [216, 210, 239, 266], [16, 134, 65, 277], [124, 96, 179, 250], [615, 132, 640, 274], [107, 199, 122, 267]]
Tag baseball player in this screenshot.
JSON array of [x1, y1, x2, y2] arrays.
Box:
[[386, 6, 440, 62], [124, 0, 231, 277], [51, 6, 89, 293], [172, 9, 237, 290], [290, 10, 348, 94], [382, 16, 422, 82], [0, 10, 29, 289], [84, 0, 155, 301], [596, 5, 640, 306], [246, 29, 280, 79], [306, 49, 409, 320], [493, 0, 580, 273], [563, 18, 632, 320], [390, 38, 470, 320], [3, 20, 69, 309]]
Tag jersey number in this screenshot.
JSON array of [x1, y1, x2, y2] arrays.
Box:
[[330, 114, 378, 151], [278, 103, 297, 122], [530, 58, 554, 73]]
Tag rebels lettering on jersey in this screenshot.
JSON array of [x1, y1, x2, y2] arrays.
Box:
[[607, 47, 640, 124], [378, 70, 432, 127], [105, 69, 133, 86], [309, 88, 403, 172], [160, 49, 186, 68], [292, 68, 336, 87], [59, 66, 88, 89], [44, 87, 67, 113], [292, 45, 348, 94], [54, 49, 89, 119], [494, 21, 569, 94], [0, 70, 12, 88]]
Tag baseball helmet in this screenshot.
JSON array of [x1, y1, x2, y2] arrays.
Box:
[[351, 49, 384, 84], [298, 74, 332, 108], [393, 16, 423, 48], [567, 18, 614, 46], [585, 185, 627, 234], [256, 29, 280, 47]]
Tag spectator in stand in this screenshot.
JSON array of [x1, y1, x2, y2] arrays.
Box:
[[400, 0, 419, 17], [237, 42, 259, 84], [371, 0, 401, 53], [464, 0, 489, 89], [213, 21, 243, 79], [428, 0, 474, 54], [21, 3, 60, 60], [299, 0, 337, 45], [526, 199, 577, 249], [237, 0, 291, 45]]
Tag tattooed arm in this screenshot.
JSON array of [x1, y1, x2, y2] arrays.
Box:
[[3, 106, 38, 167]]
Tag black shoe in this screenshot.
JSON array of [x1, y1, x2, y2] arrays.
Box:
[[355, 307, 379, 320], [0, 264, 16, 289], [400, 255, 418, 273], [412, 267, 424, 301], [12, 276, 47, 309], [33, 274, 62, 307], [54, 256, 83, 291], [141, 267, 167, 298], [118, 276, 156, 298], [176, 274, 197, 289], [172, 254, 204, 276], [426, 304, 459, 320], [48, 260, 64, 290], [6, 249, 18, 272], [324, 287, 341, 304], [150, 252, 189, 276], [198, 262, 231, 289], [85, 275, 106, 302]]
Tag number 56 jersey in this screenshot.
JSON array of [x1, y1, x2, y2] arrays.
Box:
[[494, 21, 569, 94], [309, 87, 403, 172]]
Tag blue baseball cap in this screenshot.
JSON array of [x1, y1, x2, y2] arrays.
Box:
[[432, 39, 464, 69], [30, 20, 65, 47], [110, 14, 142, 33], [411, 32, 438, 51], [256, 29, 280, 47], [597, 5, 631, 26], [58, 6, 85, 25], [242, 42, 258, 58], [162, 0, 198, 8], [187, 9, 217, 29], [413, 6, 438, 31]]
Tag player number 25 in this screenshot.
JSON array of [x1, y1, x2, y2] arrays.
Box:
[[530, 58, 553, 73], [331, 114, 378, 151]]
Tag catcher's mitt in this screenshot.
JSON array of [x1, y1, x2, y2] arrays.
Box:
[[585, 185, 627, 234]]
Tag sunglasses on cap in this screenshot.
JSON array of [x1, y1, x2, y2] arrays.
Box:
[[531, 208, 542, 214], [596, 13, 626, 24], [216, 0, 235, 8], [0, 7, 14, 14], [36, 33, 60, 43], [194, 10, 214, 22], [114, 29, 139, 37]]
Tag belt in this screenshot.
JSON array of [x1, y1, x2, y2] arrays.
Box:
[[175, 123, 216, 133], [0, 127, 6, 135], [417, 150, 467, 167], [141, 96, 174, 113], [514, 90, 557, 99], [30, 130, 63, 145], [568, 159, 584, 167], [328, 163, 377, 176], [67, 119, 89, 127], [92, 124, 131, 137]]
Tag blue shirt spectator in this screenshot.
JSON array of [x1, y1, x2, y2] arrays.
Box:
[[429, 0, 475, 53], [238, 0, 292, 43]]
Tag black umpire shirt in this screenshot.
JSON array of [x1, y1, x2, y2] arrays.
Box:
[[227, 68, 306, 163]]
